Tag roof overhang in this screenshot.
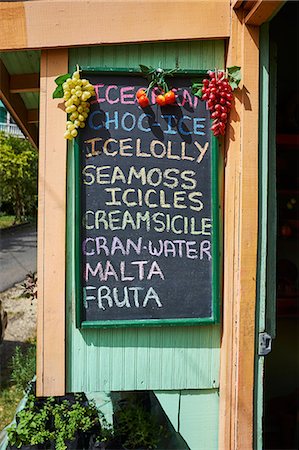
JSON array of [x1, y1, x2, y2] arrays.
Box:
[[0, 0, 285, 147], [232, 0, 285, 25], [0, 58, 38, 148], [0, 0, 231, 52]]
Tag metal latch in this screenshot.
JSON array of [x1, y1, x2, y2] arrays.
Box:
[[258, 332, 272, 356]]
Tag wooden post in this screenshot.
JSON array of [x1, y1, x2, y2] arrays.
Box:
[[219, 9, 260, 450], [36, 49, 68, 396]]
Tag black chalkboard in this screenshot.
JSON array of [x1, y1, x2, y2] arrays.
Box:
[[75, 69, 220, 328]]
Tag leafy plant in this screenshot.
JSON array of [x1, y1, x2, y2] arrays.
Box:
[[0, 385, 24, 431], [7, 393, 111, 450], [0, 132, 38, 223], [7, 395, 55, 448], [52, 395, 100, 450], [20, 272, 37, 303], [115, 401, 164, 449], [10, 344, 36, 391]]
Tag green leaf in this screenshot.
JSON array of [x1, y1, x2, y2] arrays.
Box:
[[191, 81, 203, 98], [139, 64, 151, 74], [52, 85, 64, 99], [227, 66, 241, 90], [54, 73, 71, 86], [229, 80, 239, 90], [228, 65, 241, 79], [194, 89, 203, 98], [192, 82, 203, 92]]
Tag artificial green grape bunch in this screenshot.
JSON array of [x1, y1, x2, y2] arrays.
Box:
[[63, 69, 95, 140], [51, 66, 95, 140]]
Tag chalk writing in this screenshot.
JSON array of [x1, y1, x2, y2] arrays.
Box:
[[78, 73, 218, 324]]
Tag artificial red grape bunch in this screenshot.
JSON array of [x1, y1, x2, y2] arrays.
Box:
[[201, 70, 233, 137], [136, 65, 177, 108], [192, 66, 241, 137]]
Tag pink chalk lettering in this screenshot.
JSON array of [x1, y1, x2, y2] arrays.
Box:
[[181, 89, 193, 108], [105, 85, 119, 104], [91, 84, 105, 104], [120, 86, 135, 104]]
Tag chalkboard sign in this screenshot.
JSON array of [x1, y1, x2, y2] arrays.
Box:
[[75, 68, 220, 328]]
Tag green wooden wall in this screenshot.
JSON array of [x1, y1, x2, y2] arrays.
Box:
[[155, 389, 219, 449], [66, 41, 224, 394]]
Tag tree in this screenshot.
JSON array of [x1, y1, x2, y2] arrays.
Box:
[[0, 132, 38, 223]]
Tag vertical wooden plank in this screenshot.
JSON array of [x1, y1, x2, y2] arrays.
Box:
[[219, 9, 260, 450], [36, 49, 68, 396], [218, 11, 243, 449], [237, 22, 260, 450]]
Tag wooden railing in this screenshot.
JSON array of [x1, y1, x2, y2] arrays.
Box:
[[0, 122, 24, 138]]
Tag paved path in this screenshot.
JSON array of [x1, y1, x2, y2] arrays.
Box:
[[0, 224, 37, 292]]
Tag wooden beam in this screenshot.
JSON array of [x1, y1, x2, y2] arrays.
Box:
[[245, 0, 285, 25], [232, 0, 244, 9], [235, 23, 259, 449], [36, 48, 68, 397], [10, 73, 40, 94], [0, 0, 231, 51], [0, 60, 37, 148], [28, 108, 38, 124], [219, 8, 260, 450], [0, 1, 27, 50], [243, 1, 259, 12]]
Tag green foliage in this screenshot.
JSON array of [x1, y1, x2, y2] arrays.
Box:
[[7, 395, 55, 448], [192, 81, 204, 98], [139, 64, 178, 94], [20, 272, 38, 303], [115, 402, 164, 449], [7, 394, 111, 450], [0, 385, 23, 430], [0, 132, 38, 223], [10, 344, 36, 391], [52, 395, 100, 450], [0, 213, 18, 229], [6, 390, 163, 450]]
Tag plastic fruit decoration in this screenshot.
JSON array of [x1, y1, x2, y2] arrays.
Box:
[[137, 65, 177, 108], [192, 66, 241, 137]]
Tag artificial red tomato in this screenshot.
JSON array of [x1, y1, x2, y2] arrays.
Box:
[[136, 88, 147, 99], [164, 90, 176, 104], [156, 94, 166, 106], [138, 95, 150, 108]]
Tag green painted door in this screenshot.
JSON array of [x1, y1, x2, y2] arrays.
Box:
[[255, 23, 277, 450]]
